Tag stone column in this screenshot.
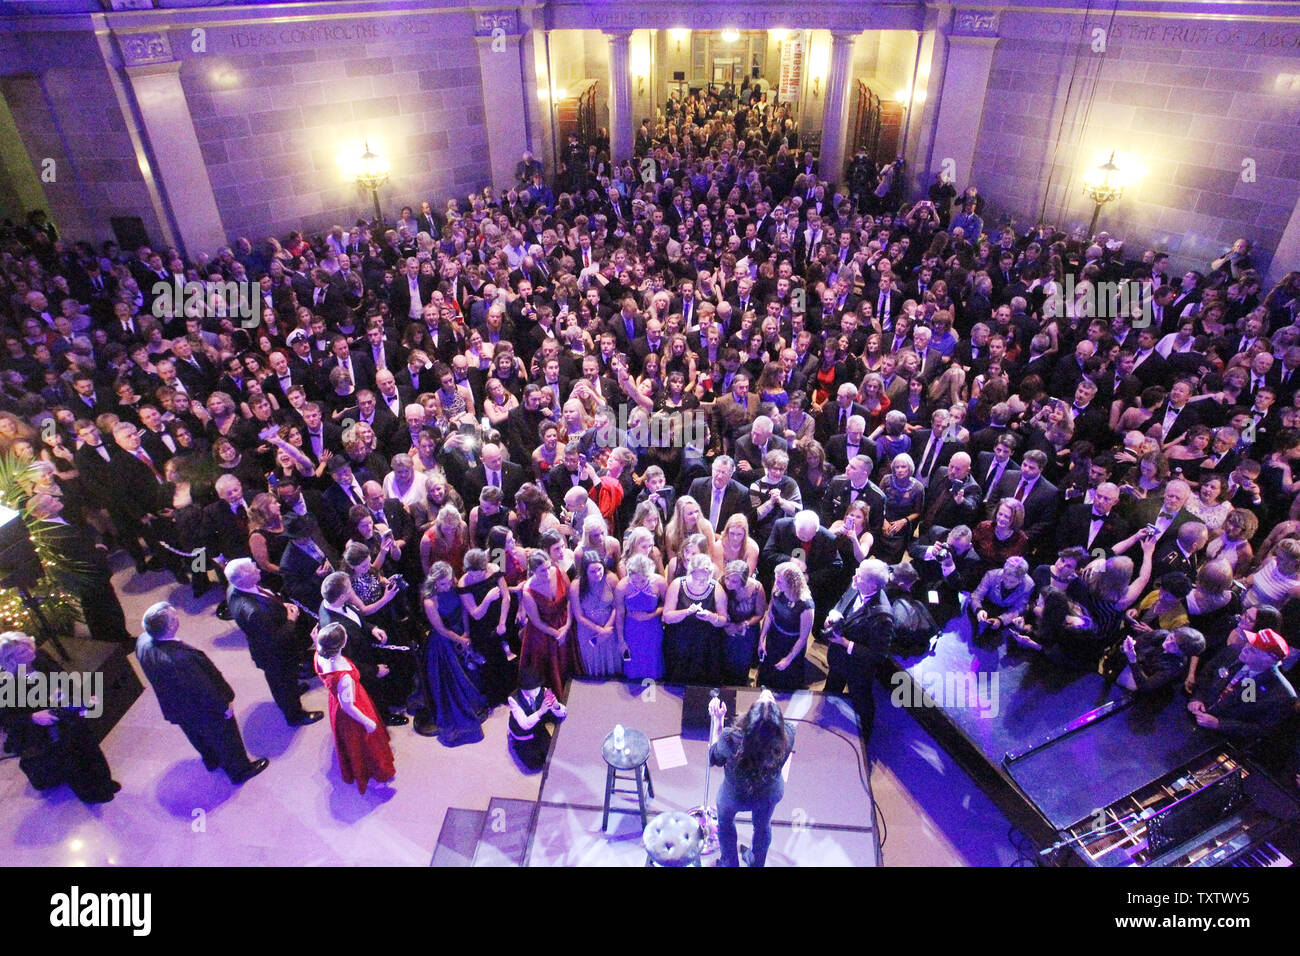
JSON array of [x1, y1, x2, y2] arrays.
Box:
[[1270, 197, 1300, 286], [123, 62, 226, 255], [475, 10, 537, 190], [928, 31, 999, 197], [818, 31, 858, 190], [605, 30, 634, 164]]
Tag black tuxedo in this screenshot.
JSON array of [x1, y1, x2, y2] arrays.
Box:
[[732, 433, 789, 475], [227, 586, 311, 721], [316, 603, 397, 713], [1128, 499, 1194, 550], [389, 274, 438, 322], [818, 475, 885, 531], [1056, 501, 1129, 552], [823, 584, 895, 746], [300, 422, 344, 463], [140, 426, 179, 468], [1149, 400, 1199, 444], [172, 353, 218, 399], [201, 499, 252, 562], [974, 452, 1018, 497], [825, 433, 876, 473]]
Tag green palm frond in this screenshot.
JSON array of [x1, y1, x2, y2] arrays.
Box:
[[0, 452, 86, 633]]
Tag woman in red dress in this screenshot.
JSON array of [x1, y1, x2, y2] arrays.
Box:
[[519, 551, 582, 698], [313, 622, 395, 795]]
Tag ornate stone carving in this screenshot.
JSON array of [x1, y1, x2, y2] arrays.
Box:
[[474, 10, 520, 37], [952, 10, 999, 37], [118, 31, 174, 67]]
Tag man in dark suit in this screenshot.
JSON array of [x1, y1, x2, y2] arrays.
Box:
[[910, 409, 964, 483], [29, 493, 132, 644], [136, 602, 268, 783], [1128, 479, 1196, 551], [974, 433, 1020, 497], [820, 455, 885, 532], [816, 383, 869, 445], [761, 510, 843, 622], [322, 335, 375, 393], [986, 450, 1058, 540], [109, 421, 167, 573], [822, 558, 895, 748], [825, 416, 876, 473], [299, 402, 344, 466], [318, 572, 409, 726], [1153, 522, 1208, 578], [1189, 629, 1296, 742], [169, 337, 217, 399], [465, 442, 526, 508], [1056, 482, 1129, 553], [1149, 379, 1200, 443], [688, 456, 750, 530], [921, 453, 983, 531], [202, 474, 253, 564], [224, 559, 321, 727], [732, 416, 788, 477]]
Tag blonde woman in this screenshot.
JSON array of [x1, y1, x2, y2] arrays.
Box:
[[665, 494, 716, 566], [620, 525, 666, 577], [420, 503, 469, 576], [712, 512, 759, 576], [663, 552, 729, 685], [756, 561, 813, 691]]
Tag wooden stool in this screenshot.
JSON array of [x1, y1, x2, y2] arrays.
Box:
[[644, 810, 703, 867], [601, 728, 654, 831]]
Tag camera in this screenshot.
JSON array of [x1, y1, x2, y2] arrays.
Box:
[[388, 573, 410, 593]]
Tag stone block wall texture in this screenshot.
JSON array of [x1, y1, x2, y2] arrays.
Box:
[[174, 9, 491, 241], [970, 11, 1300, 275], [0, 29, 164, 247]]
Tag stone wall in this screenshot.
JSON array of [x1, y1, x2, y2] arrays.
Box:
[[0, 28, 163, 247], [970, 11, 1300, 274], [174, 9, 491, 241]]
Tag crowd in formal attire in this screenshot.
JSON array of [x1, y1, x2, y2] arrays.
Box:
[[1, 82, 1299, 804]]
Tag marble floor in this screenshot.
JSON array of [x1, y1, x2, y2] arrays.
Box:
[[0, 559, 1017, 867]]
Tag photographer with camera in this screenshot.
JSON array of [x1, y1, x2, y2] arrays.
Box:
[[0, 631, 120, 804], [822, 558, 896, 748]]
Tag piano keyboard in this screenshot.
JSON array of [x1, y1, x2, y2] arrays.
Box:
[[1229, 842, 1293, 867]]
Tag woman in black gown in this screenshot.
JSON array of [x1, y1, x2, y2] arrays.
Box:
[[662, 552, 729, 685], [757, 562, 814, 691], [458, 548, 515, 706]]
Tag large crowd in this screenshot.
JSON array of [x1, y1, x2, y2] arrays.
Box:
[[1, 83, 1298, 808]]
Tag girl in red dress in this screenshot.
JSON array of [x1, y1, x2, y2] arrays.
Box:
[[313, 622, 395, 795], [519, 551, 582, 698]]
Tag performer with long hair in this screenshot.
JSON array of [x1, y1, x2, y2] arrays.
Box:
[[707, 689, 796, 867]]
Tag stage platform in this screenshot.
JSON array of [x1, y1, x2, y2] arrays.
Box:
[[892, 610, 1221, 840], [525, 680, 879, 866]]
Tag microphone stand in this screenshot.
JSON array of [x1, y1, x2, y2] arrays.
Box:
[[689, 688, 722, 855]]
